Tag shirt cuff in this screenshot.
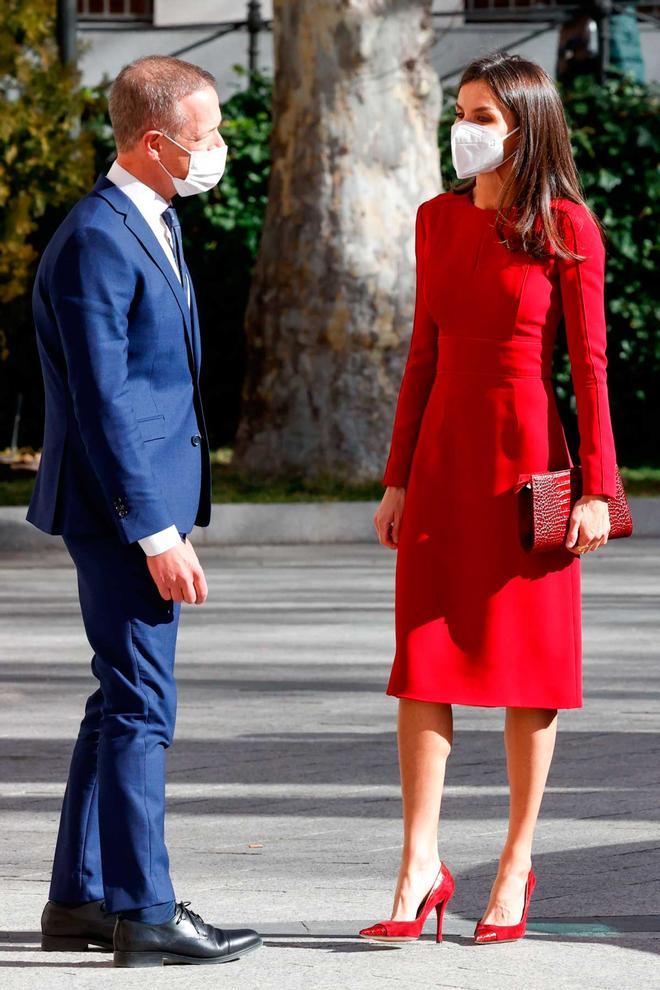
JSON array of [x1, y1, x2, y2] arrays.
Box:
[[138, 525, 182, 556]]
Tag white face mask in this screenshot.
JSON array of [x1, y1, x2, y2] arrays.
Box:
[[157, 132, 228, 196], [450, 120, 519, 179]]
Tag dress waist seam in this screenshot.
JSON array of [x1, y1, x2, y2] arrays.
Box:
[[434, 370, 553, 380]]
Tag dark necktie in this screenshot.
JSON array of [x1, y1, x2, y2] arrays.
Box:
[[162, 205, 189, 302]]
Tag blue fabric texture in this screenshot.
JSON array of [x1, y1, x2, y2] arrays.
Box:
[[49, 532, 182, 913], [120, 900, 177, 925], [26, 173, 211, 545]]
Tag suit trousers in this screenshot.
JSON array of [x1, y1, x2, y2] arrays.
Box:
[[48, 530, 186, 913]]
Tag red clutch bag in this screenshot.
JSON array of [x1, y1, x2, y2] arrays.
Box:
[[513, 465, 633, 553]]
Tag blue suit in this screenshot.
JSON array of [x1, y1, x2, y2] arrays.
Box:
[[28, 173, 210, 541], [27, 174, 211, 914]]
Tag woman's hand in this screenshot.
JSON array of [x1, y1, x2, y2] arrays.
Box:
[[374, 486, 406, 549], [565, 495, 610, 555]]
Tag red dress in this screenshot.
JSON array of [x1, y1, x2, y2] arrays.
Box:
[[382, 188, 618, 709]]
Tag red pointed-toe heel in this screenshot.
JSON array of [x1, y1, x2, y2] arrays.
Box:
[[473, 867, 536, 944], [359, 864, 455, 943]]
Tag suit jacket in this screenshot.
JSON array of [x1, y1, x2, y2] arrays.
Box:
[[26, 173, 212, 544]]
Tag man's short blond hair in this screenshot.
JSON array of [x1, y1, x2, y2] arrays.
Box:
[[108, 55, 216, 152]]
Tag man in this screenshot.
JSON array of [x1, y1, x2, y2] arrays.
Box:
[[27, 55, 262, 968]]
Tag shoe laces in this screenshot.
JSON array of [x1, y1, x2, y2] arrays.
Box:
[[175, 900, 205, 935]]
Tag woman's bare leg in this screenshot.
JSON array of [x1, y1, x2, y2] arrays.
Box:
[[390, 698, 453, 919], [479, 706, 558, 925]]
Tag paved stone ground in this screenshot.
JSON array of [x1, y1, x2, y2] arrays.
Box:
[[0, 537, 658, 989]]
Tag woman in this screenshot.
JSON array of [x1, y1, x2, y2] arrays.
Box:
[[361, 52, 618, 945]]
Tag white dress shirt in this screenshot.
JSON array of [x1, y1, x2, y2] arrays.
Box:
[[106, 160, 190, 305], [106, 160, 186, 556]]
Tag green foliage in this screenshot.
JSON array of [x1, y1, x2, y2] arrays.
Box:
[[0, 0, 95, 361], [439, 70, 659, 466], [555, 71, 659, 465]]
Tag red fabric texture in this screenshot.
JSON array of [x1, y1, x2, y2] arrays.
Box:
[[383, 188, 618, 709]]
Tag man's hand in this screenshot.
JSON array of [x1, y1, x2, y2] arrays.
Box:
[[565, 495, 610, 555], [146, 537, 208, 604], [374, 486, 406, 549]]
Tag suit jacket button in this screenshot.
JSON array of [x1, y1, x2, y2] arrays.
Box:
[[191, 434, 202, 446]]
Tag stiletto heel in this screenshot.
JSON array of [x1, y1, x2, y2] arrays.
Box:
[[473, 867, 536, 944], [435, 892, 452, 943], [359, 864, 455, 943]]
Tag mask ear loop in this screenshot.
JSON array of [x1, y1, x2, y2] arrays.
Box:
[[155, 132, 192, 183], [501, 125, 520, 165], [161, 132, 193, 156]]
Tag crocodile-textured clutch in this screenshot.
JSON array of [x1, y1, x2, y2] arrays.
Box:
[[514, 465, 633, 553]]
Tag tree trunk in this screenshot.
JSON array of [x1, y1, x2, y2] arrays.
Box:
[[233, 0, 441, 482]]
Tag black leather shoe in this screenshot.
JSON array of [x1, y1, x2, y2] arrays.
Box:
[[41, 899, 117, 951], [113, 900, 263, 967]]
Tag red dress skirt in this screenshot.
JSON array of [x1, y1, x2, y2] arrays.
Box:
[[382, 188, 618, 709]]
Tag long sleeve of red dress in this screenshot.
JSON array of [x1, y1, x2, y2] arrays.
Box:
[[556, 207, 618, 498], [382, 203, 437, 488]]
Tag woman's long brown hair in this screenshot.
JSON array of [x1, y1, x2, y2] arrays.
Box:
[[451, 52, 605, 261]]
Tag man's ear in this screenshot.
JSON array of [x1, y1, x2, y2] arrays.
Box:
[[143, 130, 163, 164]]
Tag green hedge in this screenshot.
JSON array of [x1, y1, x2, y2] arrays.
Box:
[[558, 72, 658, 466]]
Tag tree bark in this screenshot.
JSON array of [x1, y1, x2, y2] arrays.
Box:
[[233, 0, 441, 482]]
